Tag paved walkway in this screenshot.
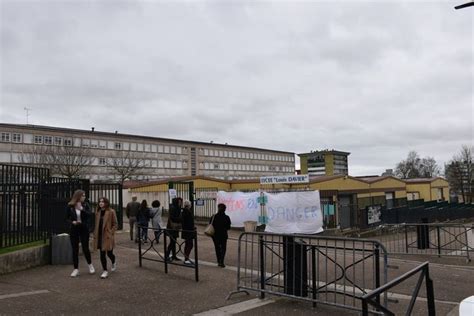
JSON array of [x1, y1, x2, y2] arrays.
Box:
[[1, 222, 473, 315]]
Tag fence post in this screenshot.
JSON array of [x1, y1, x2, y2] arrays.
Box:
[[436, 226, 441, 257], [138, 226, 142, 267], [164, 231, 168, 274], [362, 300, 369, 316], [311, 246, 317, 308], [259, 235, 265, 299], [425, 265, 436, 315], [194, 229, 199, 282], [405, 226, 409, 253], [375, 245, 381, 307]]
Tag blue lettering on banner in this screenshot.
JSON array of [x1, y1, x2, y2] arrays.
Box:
[[268, 206, 320, 221]]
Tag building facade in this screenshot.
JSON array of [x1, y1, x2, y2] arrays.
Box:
[[298, 150, 350, 176], [0, 123, 295, 181]]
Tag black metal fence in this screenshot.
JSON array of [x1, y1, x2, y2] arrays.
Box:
[[1, 164, 123, 249], [0, 164, 50, 248], [137, 225, 199, 282], [375, 223, 473, 261], [361, 261, 435, 316], [227, 232, 389, 314]]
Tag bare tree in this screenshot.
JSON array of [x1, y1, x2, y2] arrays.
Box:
[[420, 157, 440, 178], [395, 151, 440, 179], [445, 145, 473, 203], [19, 145, 93, 179], [107, 150, 145, 184]]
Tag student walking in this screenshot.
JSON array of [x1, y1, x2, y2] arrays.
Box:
[[211, 203, 231, 267], [126, 196, 140, 242], [181, 200, 196, 265], [149, 200, 163, 243], [93, 197, 118, 279], [137, 200, 150, 243], [66, 189, 95, 277], [166, 197, 182, 261]]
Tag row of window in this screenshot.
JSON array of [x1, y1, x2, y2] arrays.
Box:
[[201, 162, 293, 172], [1, 132, 294, 163], [202, 148, 293, 162], [83, 174, 262, 181], [1, 132, 22, 143], [96, 158, 187, 169]]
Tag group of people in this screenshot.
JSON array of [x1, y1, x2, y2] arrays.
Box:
[[67, 191, 232, 278], [66, 189, 117, 279], [126, 197, 164, 244]]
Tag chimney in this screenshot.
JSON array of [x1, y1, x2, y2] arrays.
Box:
[[115, 131, 118, 134], [91, 127, 95, 132]]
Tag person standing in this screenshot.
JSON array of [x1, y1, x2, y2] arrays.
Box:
[[166, 197, 182, 261], [181, 200, 196, 265], [93, 197, 118, 279], [126, 196, 140, 242], [66, 189, 95, 277], [149, 200, 163, 243], [137, 200, 150, 243], [211, 203, 231, 268]]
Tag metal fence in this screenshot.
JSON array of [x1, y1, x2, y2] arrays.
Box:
[[361, 261, 435, 316], [137, 225, 199, 282], [227, 232, 389, 314], [0, 164, 123, 249], [375, 223, 473, 261], [0, 164, 50, 248]]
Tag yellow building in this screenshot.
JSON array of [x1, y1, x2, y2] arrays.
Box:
[[126, 175, 450, 229]]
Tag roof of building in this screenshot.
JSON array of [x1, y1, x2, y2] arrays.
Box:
[[404, 177, 447, 183], [0, 123, 294, 154], [298, 149, 351, 156]]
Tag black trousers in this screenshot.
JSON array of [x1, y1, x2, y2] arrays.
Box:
[[166, 231, 178, 258], [70, 224, 92, 269], [100, 249, 115, 271], [212, 237, 227, 264]]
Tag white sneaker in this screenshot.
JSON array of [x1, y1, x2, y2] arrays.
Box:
[[70, 269, 79, 277], [111, 262, 117, 272], [100, 271, 108, 279], [88, 264, 95, 274], [184, 259, 194, 265]]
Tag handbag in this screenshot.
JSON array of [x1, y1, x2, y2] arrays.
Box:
[[204, 215, 216, 237]]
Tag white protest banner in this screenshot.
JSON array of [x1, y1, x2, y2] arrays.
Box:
[[264, 190, 323, 234], [168, 189, 177, 200], [217, 191, 260, 227]]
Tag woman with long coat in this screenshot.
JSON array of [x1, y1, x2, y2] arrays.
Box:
[[93, 197, 118, 279]]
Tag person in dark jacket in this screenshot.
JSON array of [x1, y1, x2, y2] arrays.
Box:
[[211, 203, 231, 267], [166, 197, 182, 261], [66, 189, 95, 277], [125, 196, 140, 242], [181, 200, 195, 265], [137, 200, 150, 243]]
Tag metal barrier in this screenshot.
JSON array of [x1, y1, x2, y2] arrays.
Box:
[[361, 261, 435, 316], [377, 223, 473, 262], [137, 225, 199, 282], [227, 232, 388, 314]]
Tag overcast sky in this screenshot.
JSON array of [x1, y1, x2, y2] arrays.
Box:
[[0, 0, 472, 176]]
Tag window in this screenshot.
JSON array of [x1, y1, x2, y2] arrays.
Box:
[[44, 136, 52, 145], [12, 133, 22, 143], [54, 137, 63, 146], [115, 142, 122, 150], [204, 149, 209, 156], [145, 144, 151, 152], [171, 161, 176, 168], [205, 162, 210, 169], [177, 147, 182, 154], [209, 149, 214, 156], [99, 158, 107, 166], [33, 135, 43, 144], [158, 145, 163, 153], [250, 153, 254, 159], [164, 146, 170, 154], [214, 163, 220, 169], [137, 143, 143, 151], [170, 146, 176, 154], [177, 161, 183, 168], [1, 132, 11, 142], [158, 160, 164, 168], [90, 140, 98, 148], [164, 160, 170, 168], [64, 138, 72, 146], [238, 152, 242, 158]]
